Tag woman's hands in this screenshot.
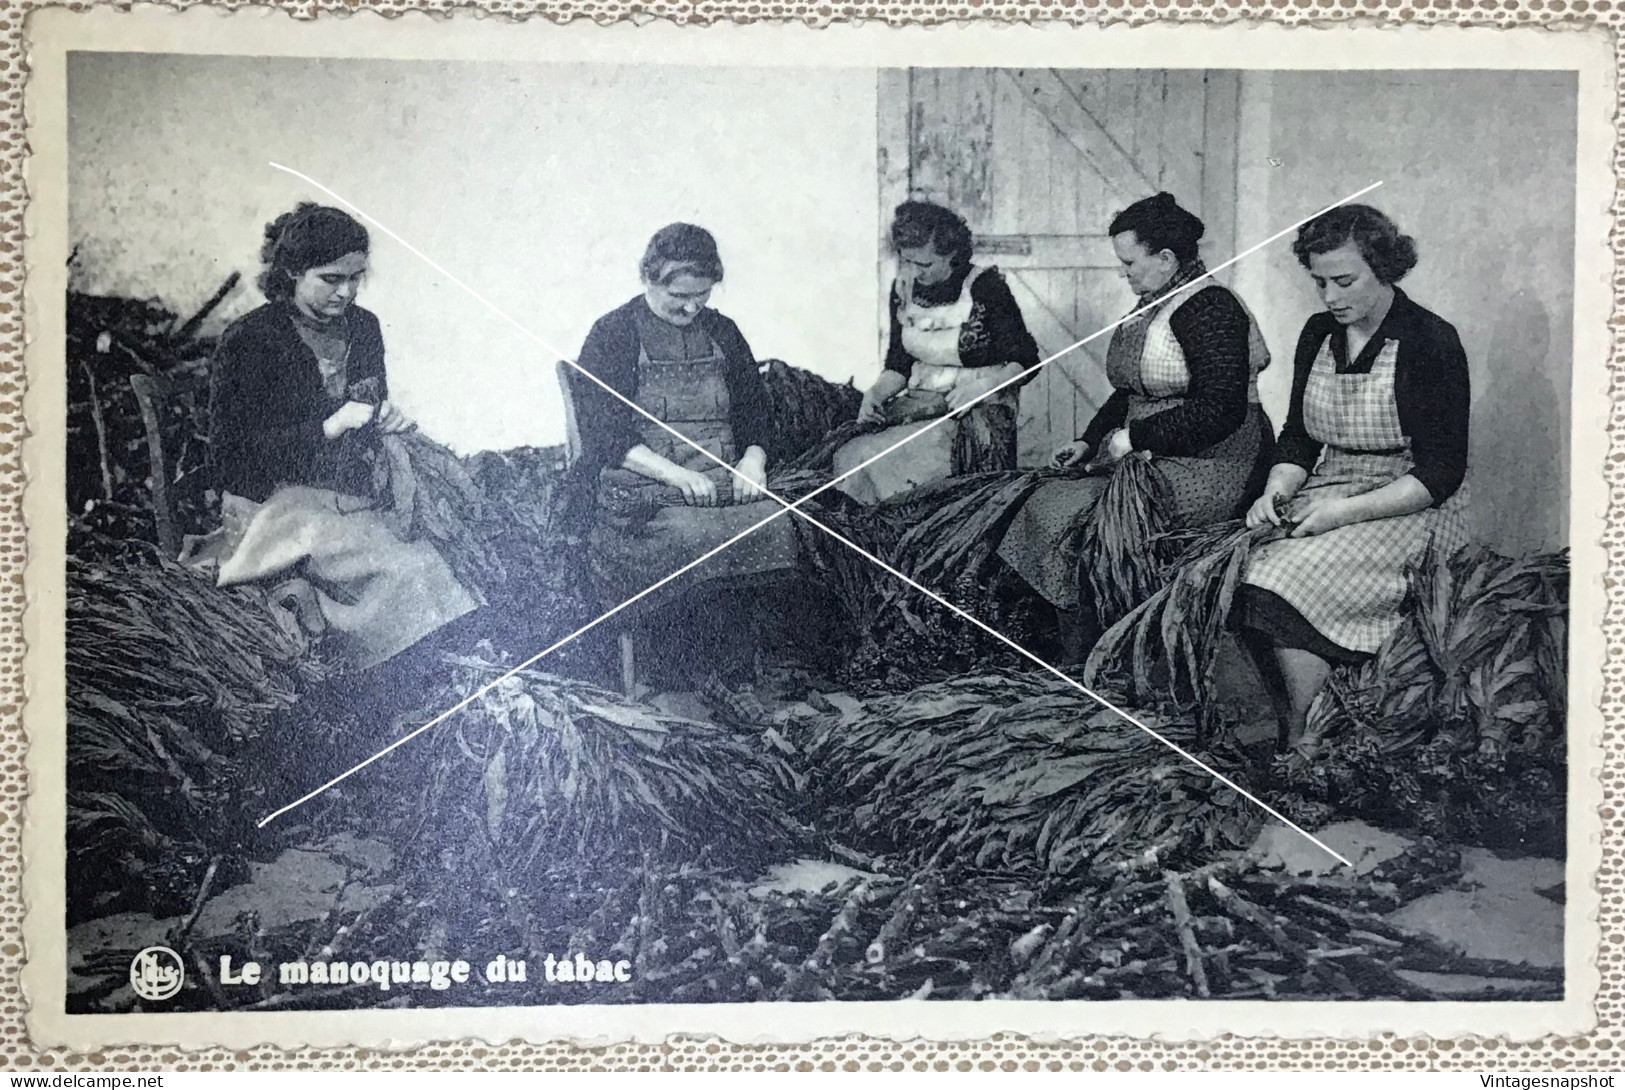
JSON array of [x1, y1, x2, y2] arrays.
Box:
[[323, 400, 376, 439], [665, 467, 719, 507], [323, 399, 414, 440], [374, 399, 414, 435], [1096, 427, 1135, 467], [733, 446, 768, 503], [1286, 495, 1359, 538], [1053, 439, 1092, 468], [858, 371, 908, 425], [1245, 464, 1312, 530]]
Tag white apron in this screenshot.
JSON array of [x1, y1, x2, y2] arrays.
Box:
[[835, 266, 1015, 504]]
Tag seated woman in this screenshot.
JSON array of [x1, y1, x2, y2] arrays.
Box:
[[997, 192, 1275, 661], [1237, 205, 1470, 755], [209, 203, 482, 678], [572, 223, 799, 689], [833, 200, 1040, 504]]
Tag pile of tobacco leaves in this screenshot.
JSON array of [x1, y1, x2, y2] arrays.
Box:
[[412, 658, 813, 877], [758, 357, 864, 465], [67, 277, 240, 550], [800, 670, 1262, 874], [1269, 547, 1568, 855], [798, 472, 1057, 688], [65, 538, 324, 923], [1086, 532, 1570, 854]]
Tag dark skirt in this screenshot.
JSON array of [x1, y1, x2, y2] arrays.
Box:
[[998, 404, 1273, 609], [587, 464, 801, 614]]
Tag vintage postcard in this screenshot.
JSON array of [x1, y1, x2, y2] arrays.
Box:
[[19, 7, 1615, 1052]]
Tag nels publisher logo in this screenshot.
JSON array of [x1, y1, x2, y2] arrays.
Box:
[[129, 946, 184, 1002]]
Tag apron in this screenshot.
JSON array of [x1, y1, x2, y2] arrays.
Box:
[[587, 333, 800, 610], [998, 281, 1272, 609], [208, 336, 478, 675], [214, 486, 481, 674], [1243, 336, 1471, 654], [834, 266, 1018, 505]]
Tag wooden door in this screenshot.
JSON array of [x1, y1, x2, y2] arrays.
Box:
[[878, 68, 1241, 467]]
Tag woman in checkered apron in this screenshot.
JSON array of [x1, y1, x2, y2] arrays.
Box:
[[998, 192, 1276, 660], [1237, 205, 1471, 753]]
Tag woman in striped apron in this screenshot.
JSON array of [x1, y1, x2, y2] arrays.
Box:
[[1237, 205, 1471, 753], [834, 200, 1040, 505], [998, 192, 1275, 661]]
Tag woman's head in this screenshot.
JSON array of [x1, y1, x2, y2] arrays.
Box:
[[640, 223, 725, 327], [1292, 205, 1417, 326], [259, 203, 371, 321], [1108, 192, 1205, 297], [890, 201, 973, 288]]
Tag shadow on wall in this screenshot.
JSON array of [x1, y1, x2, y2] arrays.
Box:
[[1469, 290, 1563, 555]]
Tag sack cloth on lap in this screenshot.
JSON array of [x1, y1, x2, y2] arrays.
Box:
[[215, 485, 481, 673]]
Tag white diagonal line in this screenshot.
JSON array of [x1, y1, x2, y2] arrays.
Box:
[[256, 164, 1374, 866]]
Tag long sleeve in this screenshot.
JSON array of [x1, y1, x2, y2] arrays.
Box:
[[571, 307, 645, 472], [1078, 389, 1131, 450], [348, 310, 389, 400], [970, 269, 1040, 383], [1127, 286, 1252, 457], [1274, 317, 1333, 473], [208, 317, 326, 503], [1396, 316, 1471, 504], [708, 312, 772, 455], [883, 281, 911, 377]]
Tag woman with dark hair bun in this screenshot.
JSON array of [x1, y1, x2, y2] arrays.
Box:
[[1236, 204, 1471, 756], [833, 199, 1041, 504], [569, 222, 798, 688], [997, 191, 1276, 661], [207, 202, 480, 676]]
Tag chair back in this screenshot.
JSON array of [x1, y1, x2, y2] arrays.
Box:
[[556, 359, 585, 468], [128, 364, 211, 559]]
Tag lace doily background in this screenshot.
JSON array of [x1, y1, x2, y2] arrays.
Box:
[[3, 0, 1620, 1070]]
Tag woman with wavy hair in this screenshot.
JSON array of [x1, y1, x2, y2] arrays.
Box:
[[208, 202, 481, 678], [1237, 204, 1472, 754], [834, 199, 1041, 504]]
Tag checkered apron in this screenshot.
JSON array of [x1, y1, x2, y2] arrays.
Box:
[[1243, 336, 1471, 653]]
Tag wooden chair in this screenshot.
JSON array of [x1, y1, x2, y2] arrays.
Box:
[[130, 366, 323, 640], [556, 359, 638, 698], [129, 366, 210, 560]]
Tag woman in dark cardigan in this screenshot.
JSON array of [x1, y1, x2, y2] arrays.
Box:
[[997, 192, 1276, 661], [834, 200, 1041, 504], [571, 223, 798, 687], [208, 203, 480, 676], [1238, 205, 1471, 755]]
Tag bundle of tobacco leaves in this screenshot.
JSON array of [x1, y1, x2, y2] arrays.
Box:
[[1274, 547, 1568, 853], [66, 278, 240, 545], [1409, 545, 1568, 762], [364, 431, 501, 596], [758, 358, 864, 466], [414, 657, 811, 876], [1067, 456, 1175, 631], [796, 473, 1050, 687], [66, 541, 324, 920], [800, 670, 1260, 874], [1084, 521, 1287, 714]]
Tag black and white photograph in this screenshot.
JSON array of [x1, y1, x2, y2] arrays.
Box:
[[20, 12, 1612, 1050]]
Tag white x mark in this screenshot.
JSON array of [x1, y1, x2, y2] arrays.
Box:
[[255, 161, 1375, 868]]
